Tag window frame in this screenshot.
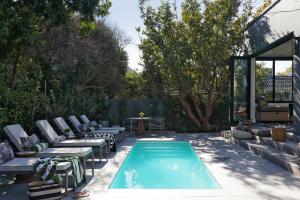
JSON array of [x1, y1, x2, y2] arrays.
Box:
[[255, 57, 293, 103]]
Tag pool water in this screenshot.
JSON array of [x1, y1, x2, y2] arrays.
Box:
[[110, 141, 221, 189]]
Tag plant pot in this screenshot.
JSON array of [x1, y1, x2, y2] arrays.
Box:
[[271, 128, 287, 142]]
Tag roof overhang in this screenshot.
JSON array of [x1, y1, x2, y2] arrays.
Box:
[[250, 32, 294, 58]]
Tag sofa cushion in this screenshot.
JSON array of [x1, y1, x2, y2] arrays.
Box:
[[233, 130, 253, 140]]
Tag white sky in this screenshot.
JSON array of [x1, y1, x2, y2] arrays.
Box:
[[107, 0, 265, 72], [107, 0, 184, 72]]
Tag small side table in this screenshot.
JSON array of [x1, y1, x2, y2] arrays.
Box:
[[15, 151, 37, 183]]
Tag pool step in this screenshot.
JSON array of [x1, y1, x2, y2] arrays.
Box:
[[234, 138, 300, 176]]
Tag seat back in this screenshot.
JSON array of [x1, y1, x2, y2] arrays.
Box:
[[36, 120, 60, 143], [3, 124, 28, 152], [68, 116, 82, 133], [80, 115, 90, 124], [53, 117, 76, 137]]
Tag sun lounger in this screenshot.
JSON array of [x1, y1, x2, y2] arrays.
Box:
[[68, 115, 118, 152], [3, 124, 95, 182], [35, 120, 107, 161], [80, 114, 126, 142], [0, 141, 72, 195]]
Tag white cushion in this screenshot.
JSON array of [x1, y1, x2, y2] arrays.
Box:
[[0, 158, 71, 172], [80, 115, 90, 124], [37, 147, 92, 158], [36, 120, 60, 143], [53, 117, 76, 137], [53, 138, 105, 147], [3, 124, 29, 151]]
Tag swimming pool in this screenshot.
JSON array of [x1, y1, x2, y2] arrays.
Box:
[[110, 141, 221, 189]]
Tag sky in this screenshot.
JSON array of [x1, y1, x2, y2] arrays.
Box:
[[107, 0, 184, 72], [106, 0, 265, 72]]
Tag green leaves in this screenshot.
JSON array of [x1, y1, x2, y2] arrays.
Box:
[[139, 0, 253, 130]]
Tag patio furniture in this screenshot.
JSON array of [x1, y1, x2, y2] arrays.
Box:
[[80, 114, 126, 142], [289, 103, 293, 121], [3, 124, 94, 182], [256, 106, 289, 122], [126, 117, 152, 135], [68, 115, 117, 152], [232, 130, 253, 140], [148, 117, 165, 135], [35, 120, 107, 162], [0, 141, 72, 195]]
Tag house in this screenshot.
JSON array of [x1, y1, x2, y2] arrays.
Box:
[[230, 0, 300, 134]]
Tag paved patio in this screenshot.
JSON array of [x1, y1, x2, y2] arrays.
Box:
[[1, 133, 300, 200]]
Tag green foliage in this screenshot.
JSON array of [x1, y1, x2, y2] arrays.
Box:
[[118, 71, 146, 98], [139, 0, 253, 130], [0, 1, 131, 141]]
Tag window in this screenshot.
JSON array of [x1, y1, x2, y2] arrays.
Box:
[[256, 61, 273, 101], [275, 61, 292, 101], [255, 59, 292, 102]]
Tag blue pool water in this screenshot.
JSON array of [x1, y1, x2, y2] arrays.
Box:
[[110, 141, 221, 189]]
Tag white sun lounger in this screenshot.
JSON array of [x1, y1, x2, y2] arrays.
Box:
[[80, 114, 126, 142], [3, 124, 95, 181], [0, 157, 71, 195], [69, 115, 119, 135], [35, 120, 107, 161]]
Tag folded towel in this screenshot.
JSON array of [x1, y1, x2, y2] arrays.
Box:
[[33, 156, 83, 187], [31, 142, 49, 152]]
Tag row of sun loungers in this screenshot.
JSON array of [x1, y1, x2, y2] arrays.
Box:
[[0, 114, 126, 195]]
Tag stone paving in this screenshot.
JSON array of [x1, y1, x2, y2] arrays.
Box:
[[1, 133, 300, 200]]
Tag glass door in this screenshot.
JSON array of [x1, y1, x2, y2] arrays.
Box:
[[230, 56, 250, 123]]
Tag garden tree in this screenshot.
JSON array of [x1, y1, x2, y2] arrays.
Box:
[[118, 71, 146, 98], [139, 0, 253, 130], [39, 19, 129, 117], [0, 0, 112, 136], [0, 0, 112, 87]]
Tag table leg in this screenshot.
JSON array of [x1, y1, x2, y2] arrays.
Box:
[[82, 157, 87, 183], [130, 120, 133, 136], [91, 151, 94, 176], [103, 143, 108, 161], [99, 145, 102, 163], [64, 170, 68, 196]]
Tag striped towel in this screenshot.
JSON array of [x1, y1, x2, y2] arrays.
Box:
[[33, 157, 83, 187], [31, 142, 49, 152]]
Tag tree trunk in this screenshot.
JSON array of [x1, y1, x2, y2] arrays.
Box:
[[11, 48, 21, 88], [179, 92, 213, 131]]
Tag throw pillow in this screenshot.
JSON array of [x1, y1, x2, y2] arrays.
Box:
[[20, 136, 34, 148], [29, 134, 40, 145], [0, 141, 15, 164]]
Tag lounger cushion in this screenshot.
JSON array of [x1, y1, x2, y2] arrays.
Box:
[[233, 130, 253, 140], [53, 117, 76, 138], [0, 141, 15, 165], [0, 158, 71, 172], [3, 124, 29, 151], [80, 115, 90, 124], [36, 120, 61, 143], [53, 138, 105, 147]]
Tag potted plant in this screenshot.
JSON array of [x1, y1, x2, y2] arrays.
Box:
[[63, 128, 71, 138], [139, 112, 145, 118]]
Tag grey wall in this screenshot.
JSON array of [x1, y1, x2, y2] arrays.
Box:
[[293, 39, 300, 136], [245, 0, 300, 54]]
